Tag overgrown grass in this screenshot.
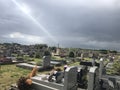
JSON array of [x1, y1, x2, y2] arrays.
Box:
[[69, 61, 80, 66], [84, 58, 92, 61], [0, 64, 31, 90], [0, 58, 88, 90], [51, 56, 64, 60]]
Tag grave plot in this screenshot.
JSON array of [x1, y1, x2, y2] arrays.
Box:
[[16, 63, 41, 70], [31, 66, 78, 90], [31, 66, 100, 90], [12, 58, 120, 90], [50, 60, 67, 66], [77, 66, 88, 89], [16, 56, 54, 71]]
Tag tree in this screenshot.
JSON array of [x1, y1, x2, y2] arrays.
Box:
[[35, 44, 48, 49], [99, 49, 108, 54], [35, 52, 42, 58], [49, 46, 57, 53], [35, 54, 40, 58], [109, 50, 117, 54], [44, 51, 51, 56], [69, 51, 75, 58]]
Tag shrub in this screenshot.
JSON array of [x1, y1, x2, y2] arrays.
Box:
[[112, 60, 120, 75], [69, 51, 75, 58]]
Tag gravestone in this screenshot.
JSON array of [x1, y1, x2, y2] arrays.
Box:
[[64, 66, 78, 90], [108, 80, 114, 89], [16, 56, 53, 71], [99, 58, 104, 78], [43, 56, 51, 68], [77, 66, 88, 88], [81, 53, 84, 60], [56, 72, 64, 83], [109, 56, 114, 62], [116, 80, 120, 90], [88, 66, 100, 90], [80, 61, 99, 67], [92, 59, 95, 66], [77, 67, 83, 85]]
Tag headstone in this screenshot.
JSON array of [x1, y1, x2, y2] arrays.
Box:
[[80, 61, 91, 66], [109, 56, 114, 62], [64, 66, 78, 90], [92, 59, 95, 66], [108, 80, 114, 89], [81, 53, 84, 60], [116, 80, 120, 90], [80, 61, 100, 67], [100, 78, 108, 90], [88, 66, 100, 90], [56, 48, 60, 55], [56, 72, 64, 83], [77, 66, 88, 88], [101, 79, 114, 90], [77, 68, 83, 85], [43, 56, 51, 68], [99, 58, 104, 78]]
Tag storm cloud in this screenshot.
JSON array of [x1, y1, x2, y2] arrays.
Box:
[[0, 0, 120, 50]]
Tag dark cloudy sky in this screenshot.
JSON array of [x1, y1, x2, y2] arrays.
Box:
[[0, 0, 120, 49]]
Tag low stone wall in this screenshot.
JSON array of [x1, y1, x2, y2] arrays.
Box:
[[32, 76, 64, 90], [50, 61, 62, 66], [16, 63, 41, 70], [51, 60, 67, 65], [32, 81, 61, 90]]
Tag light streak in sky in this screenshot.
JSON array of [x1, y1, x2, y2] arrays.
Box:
[[11, 0, 57, 44]]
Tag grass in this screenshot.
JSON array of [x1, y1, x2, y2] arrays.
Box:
[[0, 57, 101, 90], [0, 59, 81, 90], [0, 64, 31, 90], [84, 58, 92, 61], [69, 61, 80, 66], [51, 56, 64, 60], [0, 55, 119, 90]]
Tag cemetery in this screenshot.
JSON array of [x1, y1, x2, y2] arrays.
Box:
[[0, 0, 120, 89], [0, 43, 120, 90], [9, 57, 120, 90], [16, 55, 66, 71], [29, 60, 120, 90], [16, 56, 54, 71]]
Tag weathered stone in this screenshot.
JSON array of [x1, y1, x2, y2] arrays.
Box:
[[64, 66, 78, 90], [116, 80, 120, 90], [80, 61, 99, 67], [16, 63, 41, 70], [88, 66, 100, 90], [77, 66, 88, 89], [99, 58, 104, 78], [43, 56, 51, 68]]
